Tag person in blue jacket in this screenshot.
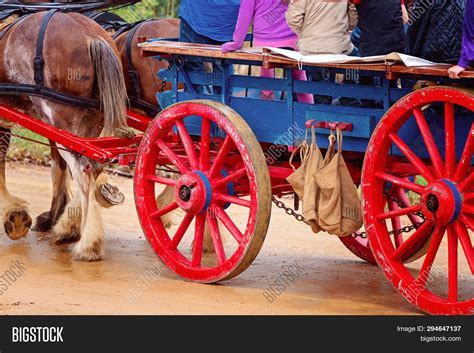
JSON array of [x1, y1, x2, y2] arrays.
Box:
[[179, 0, 240, 45]]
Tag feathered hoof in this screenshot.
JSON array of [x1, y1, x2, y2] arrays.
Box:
[[32, 211, 54, 232], [55, 230, 81, 245], [73, 243, 104, 262], [4, 209, 32, 240], [95, 182, 125, 209]]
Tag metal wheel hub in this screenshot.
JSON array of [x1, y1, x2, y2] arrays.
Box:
[[174, 171, 212, 214], [421, 179, 462, 225]]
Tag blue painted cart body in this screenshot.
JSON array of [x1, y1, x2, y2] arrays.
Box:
[[153, 48, 474, 160]]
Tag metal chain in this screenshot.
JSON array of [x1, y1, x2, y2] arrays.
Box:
[[272, 196, 308, 225], [273, 192, 427, 240], [355, 192, 427, 239]]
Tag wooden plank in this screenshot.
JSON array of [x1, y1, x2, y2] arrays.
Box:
[[140, 41, 474, 79]]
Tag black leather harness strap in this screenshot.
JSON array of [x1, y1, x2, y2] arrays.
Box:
[[123, 19, 159, 116], [0, 9, 101, 109], [0, 83, 100, 109], [34, 9, 57, 87], [124, 19, 148, 100]]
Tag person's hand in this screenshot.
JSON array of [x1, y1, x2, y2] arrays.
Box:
[[222, 42, 242, 53], [448, 65, 466, 79]]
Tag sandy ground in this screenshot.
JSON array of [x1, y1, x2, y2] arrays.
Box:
[[0, 163, 466, 315]]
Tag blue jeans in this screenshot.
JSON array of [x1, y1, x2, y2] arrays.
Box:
[[179, 18, 225, 46], [179, 18, 224, 94]]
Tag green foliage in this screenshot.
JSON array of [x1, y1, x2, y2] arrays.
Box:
[[113, 0, 180, 22]]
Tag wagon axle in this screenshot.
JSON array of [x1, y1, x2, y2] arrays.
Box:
[[425, 194, 439, 213], [179, 185, 193, 202]]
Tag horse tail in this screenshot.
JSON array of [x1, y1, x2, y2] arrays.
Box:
[[89, 38, 128, 136]]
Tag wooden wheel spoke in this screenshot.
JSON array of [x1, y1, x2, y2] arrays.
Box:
[[209, 135, 233, 178], [376, 204, 422, 221], [169, 213, 194, 250], [376, 172, 425, 194], [176, 120, 199, 170], [447, 226, 458, 302], [215, 207, 243, 243], [460, 214, 474, 231], [391, 221, 434, 260], [214, 192, 251, 208], [460, 173, 474, 192], [445, 103, 456, 178], [206, 213, 226, 266], [462, 204, 474, 215], [393, 187, 425, 227], [192, 214, 206, 267], [454, 123, 474, 182], [150, 202, 179, 219], [388, 199, 404, 248], [416, 226, 446, 289], [413, 108, 445, 178], [455, 221, 474, 274], [156, 139, 189, 174], [389, 133, 435, 182], [146, 175, 176, 187], [200, 117, 211, 171], [213, 168, 247, 189]]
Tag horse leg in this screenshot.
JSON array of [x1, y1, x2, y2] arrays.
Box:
[[56, 151, 104, 261], [33, 142, 71, 232], [0, 128, 32, 240], [53, 191, 81, 245]]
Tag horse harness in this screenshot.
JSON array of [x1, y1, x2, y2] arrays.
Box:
[[0, 9, 101, 109]]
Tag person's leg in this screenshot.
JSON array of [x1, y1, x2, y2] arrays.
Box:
[[254, 37, 313, 103], [259, 67, 276, 100], [179, 18, 224, 94], [292, 70, 314, 104]]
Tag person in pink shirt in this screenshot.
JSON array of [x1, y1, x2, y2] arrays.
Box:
[[222, 0, 313, 103]]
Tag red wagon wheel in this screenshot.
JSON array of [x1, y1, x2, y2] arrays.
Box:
[[134, 100, 272, 283], [362, 86, 474, 315], [339, 232, 377, 264], [339, 186, 430, 265]]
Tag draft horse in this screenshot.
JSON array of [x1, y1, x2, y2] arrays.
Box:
[[0, 11, 128, 260]]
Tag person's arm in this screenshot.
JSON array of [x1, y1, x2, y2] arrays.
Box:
[[222, 0, 255, 53], [449, 0, 474, 78], [347, 3, 358, 31], [286, 0, 306, 36]]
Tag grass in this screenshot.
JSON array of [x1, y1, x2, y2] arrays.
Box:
[[7, 128, 51, 165]]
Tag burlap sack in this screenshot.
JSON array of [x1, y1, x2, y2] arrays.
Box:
[[287, 127, 324, 233], [313, 129, 363, 236]]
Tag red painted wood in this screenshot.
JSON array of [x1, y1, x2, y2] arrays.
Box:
[[0, 105, 146, 163], [362, 86, 474, 315], [305, 119, 353, 131], [133, 101, 265, 283]]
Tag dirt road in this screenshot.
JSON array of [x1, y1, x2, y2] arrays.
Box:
[[0, 163, 430, 315]]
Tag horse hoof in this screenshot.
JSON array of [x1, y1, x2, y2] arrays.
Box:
[[202, 244, 216, 254], [4, 210, 32, 240], [73, 245, 104, 262], [55, 226, 81, 245], [55, 235, 80, 245], [32, 211, 53, 232], [161, 214, 174, 229], [96, 183, 125, 208]]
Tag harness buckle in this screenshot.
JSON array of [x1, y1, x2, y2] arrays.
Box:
[[128, 70, 140, 98], [33, 56, 44, 85]]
